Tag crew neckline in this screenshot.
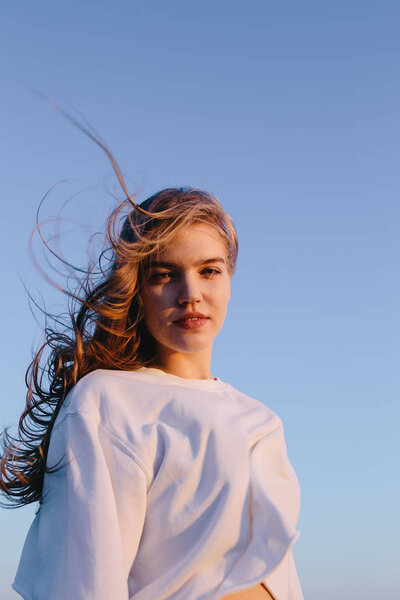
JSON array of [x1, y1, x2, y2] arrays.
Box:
[[132, 366, 229, 391]]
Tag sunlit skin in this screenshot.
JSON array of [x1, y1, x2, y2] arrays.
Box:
[[140, 222, 231, 380], [221, 584, 274, 600]]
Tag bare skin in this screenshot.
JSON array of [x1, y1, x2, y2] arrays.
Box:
[[221, 583, 274, 600], [141, 223, 232, 380]]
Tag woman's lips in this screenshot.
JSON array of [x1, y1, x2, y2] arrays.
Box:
[[173, 317, 208, 330]]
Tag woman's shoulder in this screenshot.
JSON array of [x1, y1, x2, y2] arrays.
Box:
[[224, 380, 283, 423], [62, 368, 122, 409], [57, 368, 148, 430], [52, 369, 156, 466]]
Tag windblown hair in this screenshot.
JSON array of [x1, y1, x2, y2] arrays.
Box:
[[0, 117, 238, 508]]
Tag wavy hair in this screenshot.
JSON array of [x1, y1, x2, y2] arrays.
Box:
[[0, 116, 238, 508]]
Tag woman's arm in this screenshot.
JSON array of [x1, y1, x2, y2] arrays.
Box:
[[13, 411, 148, 600]]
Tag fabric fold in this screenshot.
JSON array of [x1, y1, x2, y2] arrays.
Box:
[[214, 426, 302, 599]]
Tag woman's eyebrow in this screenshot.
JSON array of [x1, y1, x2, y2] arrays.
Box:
[[150, 257, 226, 268]]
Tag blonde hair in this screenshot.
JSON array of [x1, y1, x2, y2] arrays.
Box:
[[0, 120, 238, 507]]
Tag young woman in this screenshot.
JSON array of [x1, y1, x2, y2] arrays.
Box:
[[0, 142, 304, 599]]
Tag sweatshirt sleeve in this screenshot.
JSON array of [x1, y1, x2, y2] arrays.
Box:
[[262, 548, 304, 600], [12, 410, 148, 600]]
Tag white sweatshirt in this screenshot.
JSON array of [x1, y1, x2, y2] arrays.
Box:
[[12, 367, 304, 600]]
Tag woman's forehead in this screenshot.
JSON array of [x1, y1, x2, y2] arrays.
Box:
[[153, 223, 228, 264]]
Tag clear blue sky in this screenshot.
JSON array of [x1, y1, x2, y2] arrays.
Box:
[[1, 2, 399, 599]]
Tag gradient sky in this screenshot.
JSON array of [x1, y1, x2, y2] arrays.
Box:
[[1, 2, 399, 599]]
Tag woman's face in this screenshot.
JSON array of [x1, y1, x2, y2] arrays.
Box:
[[140, 222, 232, 361]]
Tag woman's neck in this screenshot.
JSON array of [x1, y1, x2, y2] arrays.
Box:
[[150, 350, 214, 380]]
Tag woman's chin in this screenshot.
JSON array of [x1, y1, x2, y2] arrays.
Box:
[[158, 336, 214, 355]]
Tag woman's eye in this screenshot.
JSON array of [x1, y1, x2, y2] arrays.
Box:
[[151, 272, 174, 281], [202, 268, 222, 277], [150, 269, 221, 282]]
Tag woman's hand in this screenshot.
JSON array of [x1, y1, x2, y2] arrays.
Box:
[[221, 582, 274, 600]]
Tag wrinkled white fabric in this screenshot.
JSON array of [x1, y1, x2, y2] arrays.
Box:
[[13, 367, 303, 600]]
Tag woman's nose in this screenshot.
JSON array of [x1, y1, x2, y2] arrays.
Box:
[[176, 273, 202, 305]]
